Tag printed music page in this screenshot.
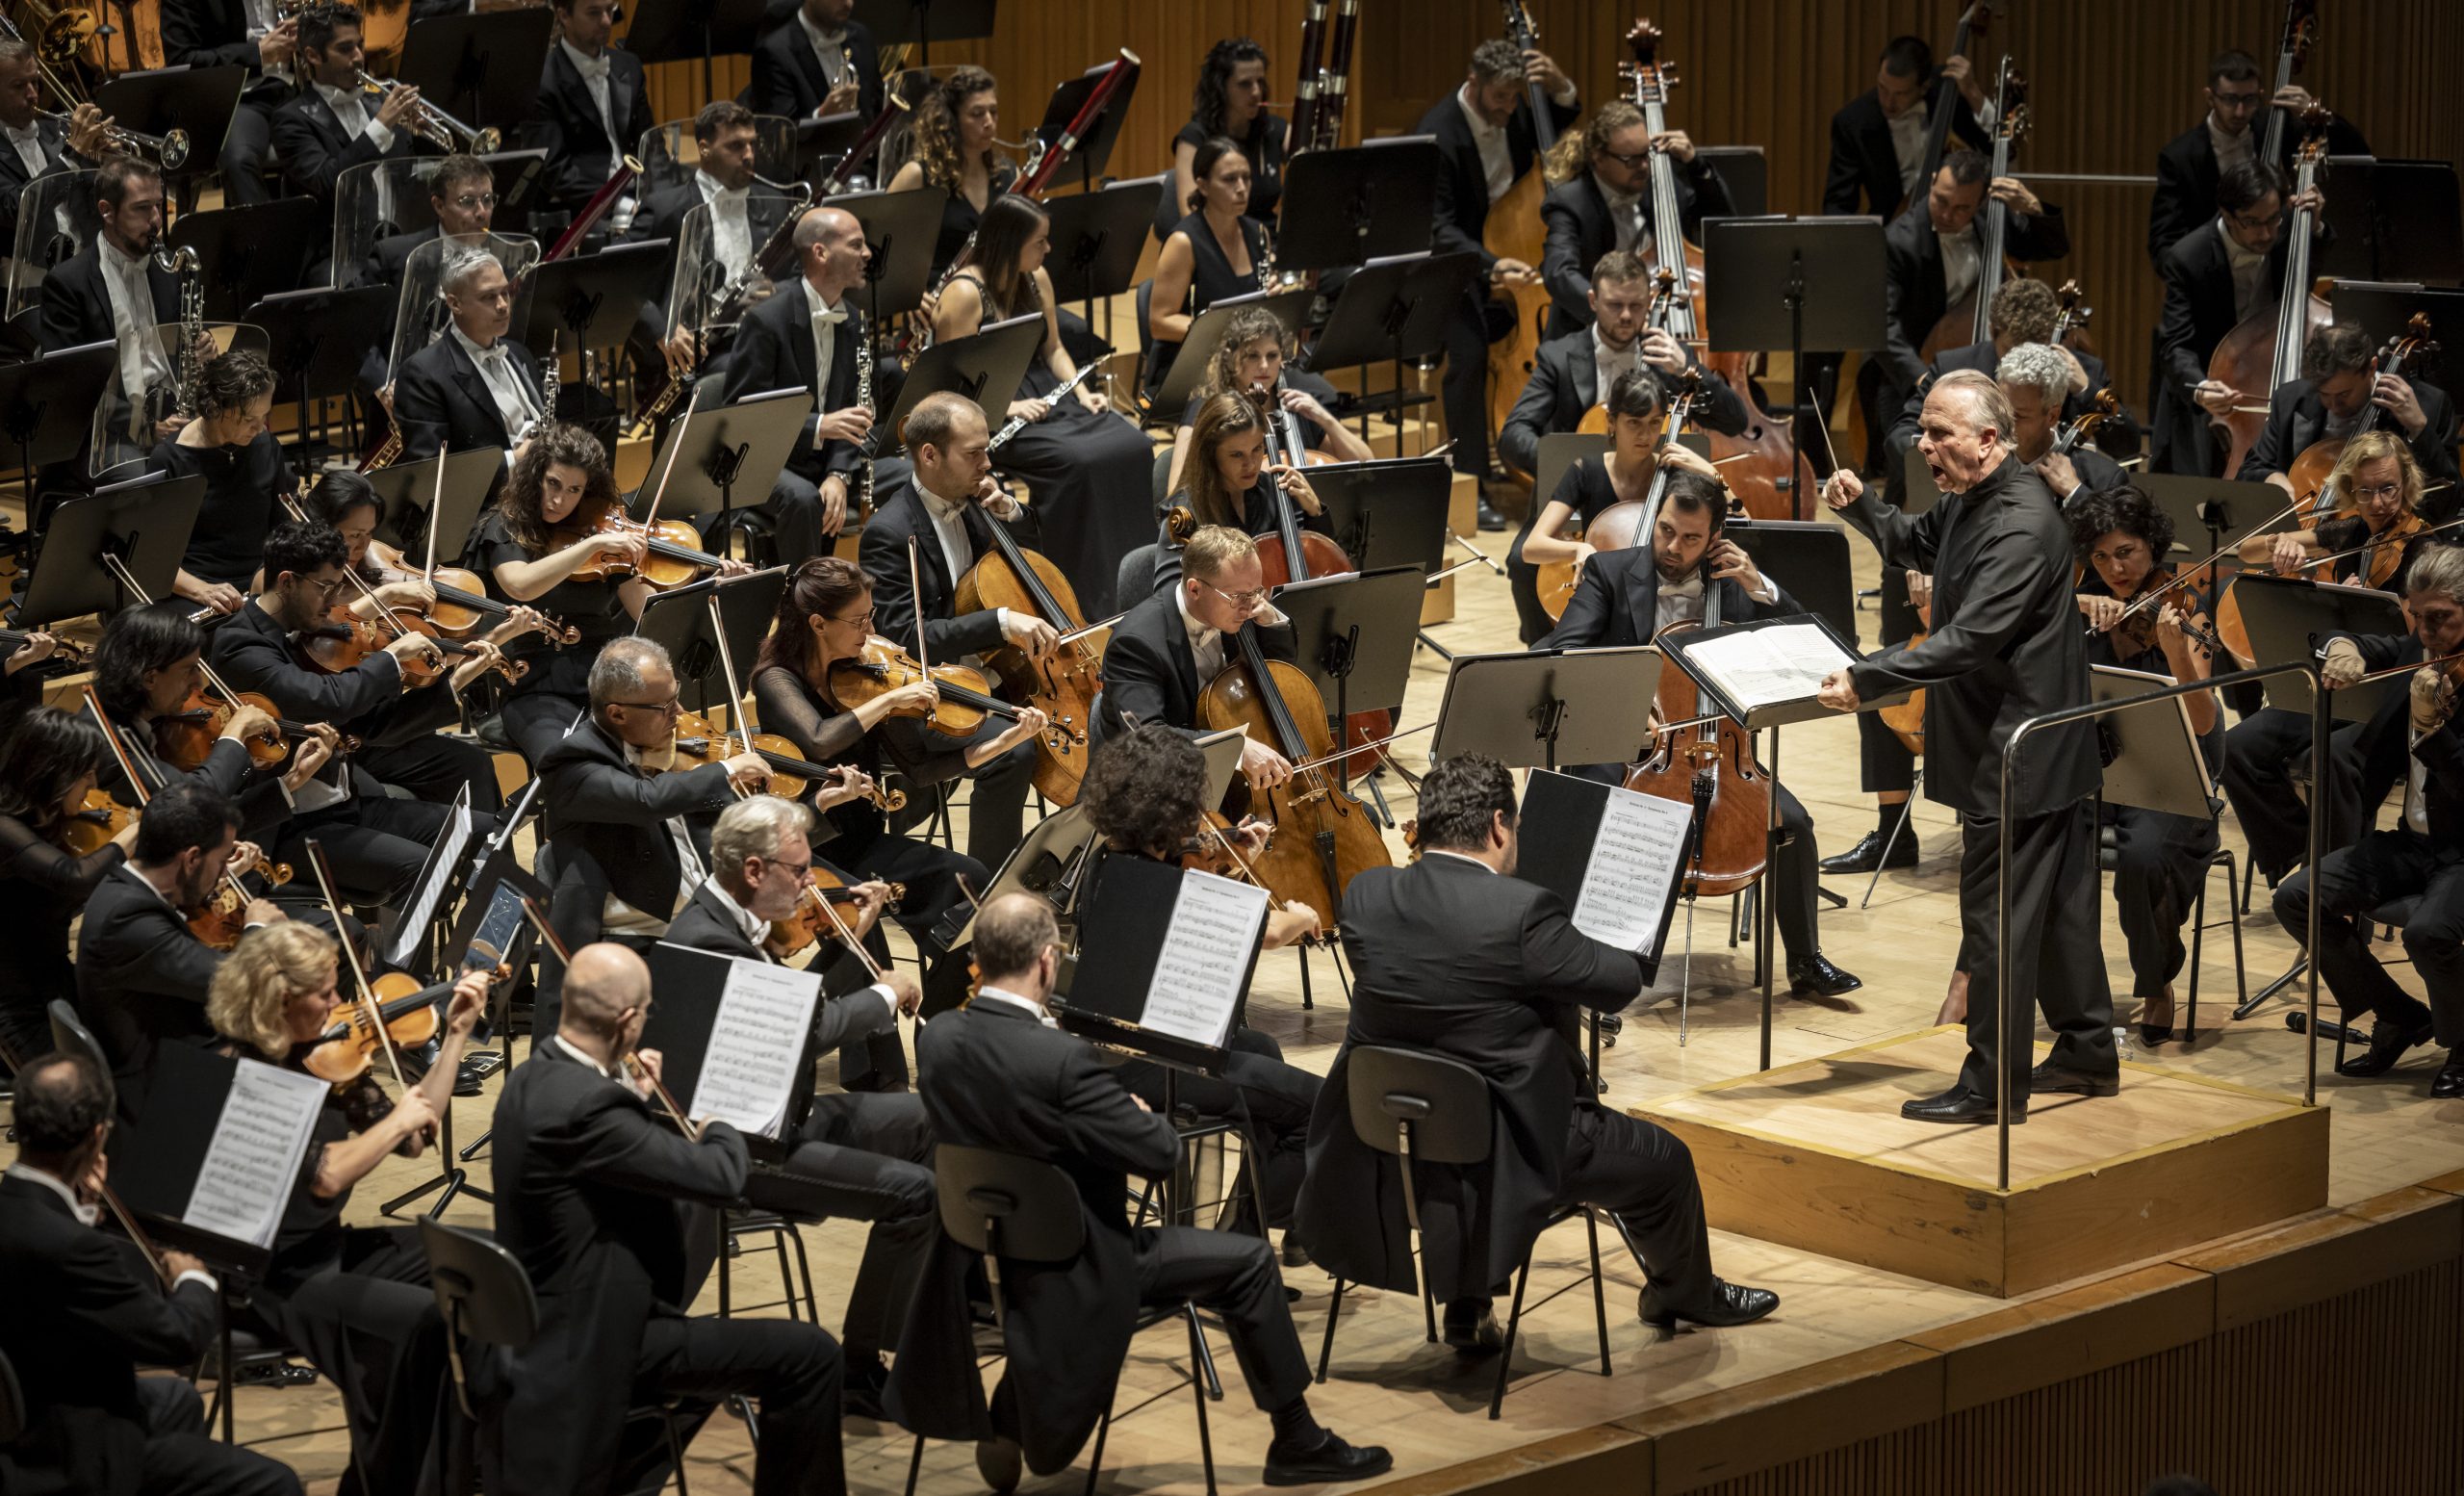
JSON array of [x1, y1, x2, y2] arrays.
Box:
[[1570, 785, 1694, 956], [1143, 869, 1271, 1045], [183, 1059, 326, 1249], [1680, 622, 1857, 711], [690, 961, 823, 1137]]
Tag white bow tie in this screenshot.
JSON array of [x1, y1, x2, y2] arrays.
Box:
[[571, 52, 610, 81], [812, 306, 847, 326], [471, 342, 507, 366]]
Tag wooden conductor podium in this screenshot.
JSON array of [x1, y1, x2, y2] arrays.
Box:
[[1639, 1027, 2331, 1298]]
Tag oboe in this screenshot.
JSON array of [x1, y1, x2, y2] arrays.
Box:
[[854, 309, 875, 517]]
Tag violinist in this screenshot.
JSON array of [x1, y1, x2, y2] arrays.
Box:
[[475, 423, 650, 767], [203, 923, 485, 1496], [1420, 38, 1578, 522], [751, 556, 1039, 1035], [1993, 343, 2126, 508], [2272, 545, 2464, 1099], [2222, 434, 2445, 889], [0, 707, 140, 1063], [1163, 306, 1367, 494], [1539, 99, 1730, 342], [534, 0, 655, 213], [73, 782, 285, 1124], [1168, 38, 1286, 234], [1156, 390, 1332, 594], [2235, 324, 2461, 507], [2072, 487, 2221, 1046], [1821, 35, 1990, 219], [1513, 366, 1726, 644], [886, 66, 1012, 284], [304, 469, 418, 595], [0, 1050, 304, 1496], [1866, 149, 2070, 472], [858, 392, 1049, 869], [3, 623, 62, 714], [151, 350, 289, 618], [749, 0, 881, 126], [930, 193, 1156, 615], [90, 603, 328, 829], [392, 247, 549, 464], [2154, 161, 2323, 477], [1145, 136, 1270, 391], [2148, 48, 2366, 270], [1091, 525, 1299, 791], [1538, 471, 1859, 1000]]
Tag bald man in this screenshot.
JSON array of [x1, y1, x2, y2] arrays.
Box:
[[719, 204, 895, 564], [489, 943, 847, 1496]]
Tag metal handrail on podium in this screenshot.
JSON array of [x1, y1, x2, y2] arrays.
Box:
[[1993, 659, 2329, 1191]]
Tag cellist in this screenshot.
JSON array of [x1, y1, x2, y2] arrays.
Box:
[[2234, 323, 2461, 509], [1155, 391, 1334, 596], [1538, 99, 1730, 342], [1536, 471, 1860, 1001], [1091, 525, 1300, 791]]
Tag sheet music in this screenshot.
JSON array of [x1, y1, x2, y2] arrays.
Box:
[[183, 1059, 325, 1249], [385, 796, 475, 970], [1569, 785, 1694, 956], [1680, 622, 1857, 711], [1143, 870, 1270, 1045], [689, 960, 822, 1137]]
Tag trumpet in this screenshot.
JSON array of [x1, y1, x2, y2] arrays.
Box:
[[354, 68, 501, 155], [41, 107, 190, 169]]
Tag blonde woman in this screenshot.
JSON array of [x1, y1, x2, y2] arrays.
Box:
[[2238, 429, 2440, 593]]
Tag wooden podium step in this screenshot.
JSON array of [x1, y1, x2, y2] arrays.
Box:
[[1638, 1026, 2331, 1298]]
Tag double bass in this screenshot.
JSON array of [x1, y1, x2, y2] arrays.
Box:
[[1920, 57, 2027, 362], [1481, 0, 1559, 489], [2206, 105, 2333, 479]]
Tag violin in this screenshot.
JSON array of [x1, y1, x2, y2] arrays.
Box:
[[828, 638, 1075, 750], [183, 855, 296, 951], [154, 687, 356, 772], [297, 606, 449, 684], [1620, 553, 1770, 898], [0, 626, 90, 666], [2206, 105, 2334, 479], [61, 789, 135, 858], [765, 869, 910, 960], [667, 708, 908, 813], [301, 969, 453, 1086], [2093, 565, 2227, 659], [552, 494, 723, 589], [393, 561, 580, 647], [953, 520, 1109, 807]]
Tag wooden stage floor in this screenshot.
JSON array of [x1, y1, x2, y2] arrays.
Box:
[[14, 505, 2464, 1494]]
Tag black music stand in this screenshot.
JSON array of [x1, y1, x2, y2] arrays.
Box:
[[93, 65, 246, 190], [482, 148, 554, 220], [855, 0, 996, 68], [0, 340, 116, 498], [169, 200, 322, 320], [626, 0, 770, 94], [1305, 251, 1482, 435], [1272, 138, 1442, 274], [397, 11, 552, 140], [627, 387, 809, 534], [835, 186, 948, 329], [638, 941, 822, 1153], [521, 239, 672, 362], [878, 313, 1040, 445], [2134, 473, 2292, 562], [18, 473, 203, 625], [112, 1042, 322, 1276], [632, 566, 789, 715], [1703, 216, 1889, 494], [1040, 174, 1163, 347], [1732, 519, 1860, 642], [1272, 565, 1424, 801], [1032, 56, 1138, 189], [1146, 288, 1314, 418], [2238, 574, 2412, 721], [248, 287, 397, 473], [1531, 432, 1609, 513], [1305, 457, 1454, 579], [794, 111, 871, 186], [366, 447, 505, 565], [2317, 158, 2464, 286]]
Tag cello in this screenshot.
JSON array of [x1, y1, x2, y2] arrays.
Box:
[[1243, 417, 1393, 777], [1921, 58, 2027, 362], [2285, 314, 2442, 515], [1481, 0, 1560, 489], [1534, 365, 1703, 623], [2206, 105, 2333, 480], [1619, 546, 1769, 899], [953, 521, 1109, 807]]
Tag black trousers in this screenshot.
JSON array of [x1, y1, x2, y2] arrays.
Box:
[[633, 1313, 844, 1496], [2220, 707, 2373, 882], [822, 826, 988, 1088], [1120, 1026, 1320, 1231], [255, 1225, 457, 1496], [1439, 290, 1497, 483], [703, 471, 828, 569], [1127, 1225, 1312, 1415], [959, 738, 1036, 875], [1856, 707, 1919, 796], [2103, 802, 2221, 997], [272, 792, 451, 908], [358, 732, 504, 815], [500, 688, 589, 772], [218, 102, 275, 208], [1955, 801, 2118, 1099], [131, 1377, 303, 1496], [765, 1093, 937, 1362], [2273, 828, 2464, 1045]]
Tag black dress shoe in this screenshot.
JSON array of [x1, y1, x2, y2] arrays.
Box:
[[1264, 1431, 1396, 1486], [1818, 829, 1917, 875], [1441, 1306, 1505, 1354], [841, 1355, 888, 1421], [1476, 498, 1508, 532], [2137, 991, 2176, 1047], [2336, 1019, 2435, 1077], [1786, 953, 1862, 998], [1901, 1085, 2024, 1124], [2431, 1053, 2464, 1099], [2029, 1062, 2119, 1097], [974, 1435, 1022, 1493], [1639, 1277, 1780, 1328]]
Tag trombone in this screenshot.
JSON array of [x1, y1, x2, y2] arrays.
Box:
[[38, 107, 190, 169], [353, 68, 501, 155]]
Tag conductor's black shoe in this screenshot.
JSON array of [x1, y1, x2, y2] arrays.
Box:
[[2029, 1062, 2120, 1097], [1901, 1085, 2023, 1123], [974, 1435, 1022, 1493], [2336, 1019, 2435, 1077], [1640, 1277, 1780, 1329], [1786, 953, 1862, 998], [1441, 1303, 1504, 1354], [1476, 498, 1508, 532], [1265, 1431, 1396, 1485], [1819, 829, 1917, 874], [2431, 1053, 2464, 1099]]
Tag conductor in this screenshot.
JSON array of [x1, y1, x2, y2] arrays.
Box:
[[1813, 370, 2115, 1122]]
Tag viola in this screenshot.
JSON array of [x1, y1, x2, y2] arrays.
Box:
[[2094, 565, 2227, 659], [412, 563, 580, 646], [154, 687, 354, 772], [954, 522, 1108, 806], [1620, 556, 1769, 898], [667, 709, 908, 813], [552, 495, 722, 589], [183, 856, 296, 951], [827, 638, 1074, 750], [765, 869, 910, 961]]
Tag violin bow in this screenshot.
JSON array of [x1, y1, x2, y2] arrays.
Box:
[[801, 884, 886, 980], [2345, 645, 2464, 688], [2107, 489, 2320, 632], [637, 405, 691, 534], [301, 838, 409, 1091], [86, 690, 263, 913], [906, 535, 930, 680], [704, 585, 759, 796], [2298, 512, 2464, 573], [514, 895, 704, 1137]]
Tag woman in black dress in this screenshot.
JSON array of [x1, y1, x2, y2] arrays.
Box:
[[1153, 390, 1332, 597], [2074, 485, 2222, 1046], [752, 557, 1048, 1083], [1145, 136, 1268, 393], [0, 708, 140, 1062], [206, 921, 486, 1496], [887, 65, 1014, 282], [1165, 37, 1286, 237], [151, 351, 292, 619], [1166, 305, 1367, 491], [1512, 367, 1723, 644], [933, 193, 1156, 617]]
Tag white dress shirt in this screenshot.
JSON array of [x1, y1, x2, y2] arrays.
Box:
[[541, 1032, 623, 1080], [807, 286, 846, 410], [5, 1161, 220, 1293], [1653, 563, 1776, 633], [972, 983, 1057, 1028], [316, 80, 397, 154], [1938, 223, 1982, 311], [1888, 96, 1997, 199], [1592, 326, 1638, 399], [1591, 169, 1647, 253], [697, 168, 754, 280], [917, 485, 978, 592], [705, 877, 900, 1019], [3, 119, 47, 178], [97, 235, 174, 414], [1456, 87, 1515, 204], [795, 10, 850, 92], [2218, 217, 2271, 320], [1176, 582, 1226, 682], [601, 740, 708, 935], [2206, 114, 2255, 177], [558, 38, 623, 154], [450, 323, 542, 443]]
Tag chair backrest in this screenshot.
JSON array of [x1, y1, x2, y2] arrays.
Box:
[[934, 1145, 1086, 1263], [46, 999, 109, 1079], [1115, 542, 1162, 614], [1149, 445, 1174, 508], [1345, 1045, 1494, 1167], [0, 1348, 22, 1446], [419, 1218, 539, 1350]]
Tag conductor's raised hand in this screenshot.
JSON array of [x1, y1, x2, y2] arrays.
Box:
[[1819, 468, 1864, 511]]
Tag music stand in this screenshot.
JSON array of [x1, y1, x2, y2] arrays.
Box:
[[168, 201, 321, 317], [878, 314, 1041, 446], [18, 472, 204, 625], [952, 802, 1096, 948], [366, 447, 504, 564], [397, 11, 553, 140], [483, 148, 554, 219], [2236, 573, 2412, 721], [794, 111, 871, 185], [834, 186, 948, 329], [855, 0, 996, 67], [2329, 281, 2464, 369], [521, 239, 672, 361], [1532, 432, 1609, 509], [627, 387, 810, 531], [638, 941, 822, 1155], [1032, 56, 1138, 189], [2090, 666, 2219, 819], [1040, 174, 1163, 344], [2316, 158, 2464, 286], [1703, 216, 1888, 500], [631, 565, 789, 715], [1431, 646, 1663, 773], [1272, 565, 1424, 791], [0, 340, 115, 495], [92, 66, 246, 187], [1272, 138, 1442, 274], [1732, 519, 1860, 642], [1147, 287, 1313, 418], [1305, 457, 1453, 578], [1305, 251, 1483, 435], [112, 1043, 325, 1274], [2133, 473, 2293, 561], [247, 286, 398, 473]]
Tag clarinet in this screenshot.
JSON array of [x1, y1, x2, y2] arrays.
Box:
[[854, 311, 875, 517]]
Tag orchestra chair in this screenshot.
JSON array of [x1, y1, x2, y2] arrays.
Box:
[[1312, 1045, 1618, 1420], [715, 1204, 822, 1328], [418, 1217, 702, 1496], [1115, 544, 1163, 610], [2092, 805, 2246, 1045], [902, 1144, 1220, 1496]]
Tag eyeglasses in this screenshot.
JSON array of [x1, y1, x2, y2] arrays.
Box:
[[448, 193, 499, 210], [827, 608, 874, 630], [613, 695, 681, 716], [1199, 578, 1269, 608], [754, 855, 812, 879], [2223, 209, 2280, 232], [2210, 90, 2265, 109], [1600, 148, 1653, 170], [2350, 482, 2405, 503]]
